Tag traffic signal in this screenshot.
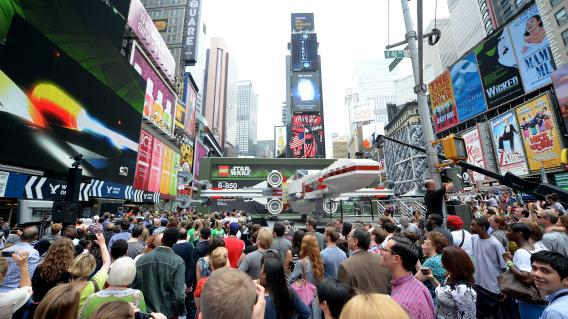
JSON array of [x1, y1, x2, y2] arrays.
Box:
[[434, 134, 468, 161]]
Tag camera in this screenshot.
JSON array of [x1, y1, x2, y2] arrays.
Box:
[[1, 251, 12, 257], [85, 233, 97, 241], [134, 312, 152, 319]]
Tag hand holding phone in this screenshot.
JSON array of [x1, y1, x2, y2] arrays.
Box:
[[420, 267, 431, 276]]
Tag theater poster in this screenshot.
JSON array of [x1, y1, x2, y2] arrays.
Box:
[[462, 128, 487, 182], [147, 140, 164, 193], [428, 70, 458, 133], [551, 64, 568, 130], [490, 111, 529, 176], [450, 52, 487, 122], [515, 93, 562, 171], [475, 29, 525, 108], [508, 4, 556, 93]]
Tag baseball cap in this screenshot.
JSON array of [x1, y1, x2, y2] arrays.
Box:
[[447, 215, 464, 229]]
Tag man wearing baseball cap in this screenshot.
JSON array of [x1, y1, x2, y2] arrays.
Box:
[[447, 215, 473, 256]]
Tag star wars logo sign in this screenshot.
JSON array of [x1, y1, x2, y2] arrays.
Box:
[[218, 166, 251, 177]]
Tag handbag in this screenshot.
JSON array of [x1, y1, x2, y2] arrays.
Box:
[[291, 260, 316, 306], [498, 269, 547, 305]]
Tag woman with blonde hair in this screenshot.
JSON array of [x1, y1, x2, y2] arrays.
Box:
[[32, 237, 75, 302], [68, 233, 111, 307], [339, 294, 408, 319], [289, 234, 324, 319], [137, 228, 150, 243], [33, 283, 81, 319], [188, 219, 203, 246], [211, 219, 225, 238], [194, 247, 230, 313]]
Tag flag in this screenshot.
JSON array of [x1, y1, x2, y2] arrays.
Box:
[[289, 132, 304, 149]]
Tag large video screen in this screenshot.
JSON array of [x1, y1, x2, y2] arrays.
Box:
[[291, 73, 322, 112], [0, 17, 142, 185], [291, 33, 319, 72], [0, 0, 145, 115], [287, 114, 325, 158]]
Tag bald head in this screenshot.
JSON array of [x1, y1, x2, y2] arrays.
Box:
[[21, 226, 39, 242], [424, 180, 436, 191]]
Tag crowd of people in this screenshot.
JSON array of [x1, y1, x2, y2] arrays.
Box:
[[0, 187, 565, 319]]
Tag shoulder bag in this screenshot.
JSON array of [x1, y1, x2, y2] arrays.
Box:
[[291, 260, 316, 306], [498, 249, 547, 305]]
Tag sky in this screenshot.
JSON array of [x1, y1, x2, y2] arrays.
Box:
[[204, 0, 449, 156]]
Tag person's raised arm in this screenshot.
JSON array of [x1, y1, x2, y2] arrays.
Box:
[[13, 251, 30, 288], [96, 233, 111, 272]]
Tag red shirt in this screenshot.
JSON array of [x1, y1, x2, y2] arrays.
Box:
[[224, 236, 245, 268]]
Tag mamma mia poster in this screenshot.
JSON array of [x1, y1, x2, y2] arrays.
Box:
[[507, 4, 556, 93]]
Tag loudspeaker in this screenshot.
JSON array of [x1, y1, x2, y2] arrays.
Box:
[[52, 201, 81, 225], [448, 204, 473, 229], [65, 167, 82, 202]]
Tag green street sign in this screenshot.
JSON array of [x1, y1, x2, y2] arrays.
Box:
[[389, 57, 403, 72], [384, 50, 408, 59]]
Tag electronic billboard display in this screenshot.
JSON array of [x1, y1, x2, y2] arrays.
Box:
[[291, 33, 319, 72], [291, 13, 315, 32], [291, 72, 321, 112], [0, 17, 142, 185]]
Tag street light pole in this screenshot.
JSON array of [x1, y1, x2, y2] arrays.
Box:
[[398, 0, 442, 188]]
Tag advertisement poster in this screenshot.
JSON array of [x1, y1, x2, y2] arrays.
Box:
[[0, 17, 142, 185], [291, 33, 319, 72], [287, 114, 325, 158], [130, 42, 175, 136], [554, 172, 568, 190], [450, 52, 487, 121], [508, 4, 556, 92], [291, 13, 315, 32], [183, 74, 198, 138], [551, 64, 568, 130], [147, 140, 164, 192], [462, 128, 487, 182], [428, 71, 458, 133], [475, 29, 525, 108], [170, 152, 180, 196], [490, 111, 529, 176], [175, 101, 186, 129], [160, 146, 173, 194], [193, 140, 209, 180], [127, 0, 175, 81], [274, 126, 287, 157], [291, 73, 321, 112], [133, 130, 154, 190], [180, 143, 194, 172], [515, 94, 562, 170]]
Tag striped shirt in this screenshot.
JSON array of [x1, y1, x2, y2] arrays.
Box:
[[391, 273, 436, 319]]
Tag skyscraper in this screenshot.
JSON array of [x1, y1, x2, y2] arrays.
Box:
[[448, 0, 489, 56], [236, 81, 258, 156], [422, 18, 458, 77], [202, 37, 238, 150], [489, 0, 530, 26]]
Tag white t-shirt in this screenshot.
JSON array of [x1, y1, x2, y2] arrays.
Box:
[[452, 229, 473, 256], [513, 247, 547, 272], [0, 286, 32, 314], [471, 235, 507, 294]]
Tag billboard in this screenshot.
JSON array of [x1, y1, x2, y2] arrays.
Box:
[[133, 130, 154, 190], [183, 74, 198, 138], [551, 64, 568, 130], [127, 0, 175, 81], [490, 111, 529, 176], [462, 128, 487, 182], [182, 0, 202, 64], [287, 114, 325, 158], [291, 33, 319, 72], [175, 101, 186, 129], [148, 140, 164, 192], [130, 42, 176, 136], [291, 13, 315, 32], [153, 19, 168, 32], [450, 52, 487, 121], [0, 17, 142, 185], [274, 126, 287, 157], [475, 28, 525, 108], [180, 143, 194, 172], [515, 94, 563, 171], [428, 71, 458, 133], [160, 146, 173, 195], [291, 72, 321, 112], [508, 4, 556, 93], [193, 139, 209, 180], [170, 152, 180, 196]]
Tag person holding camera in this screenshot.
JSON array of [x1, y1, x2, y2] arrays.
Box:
[[0, 251, 32, 315]]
